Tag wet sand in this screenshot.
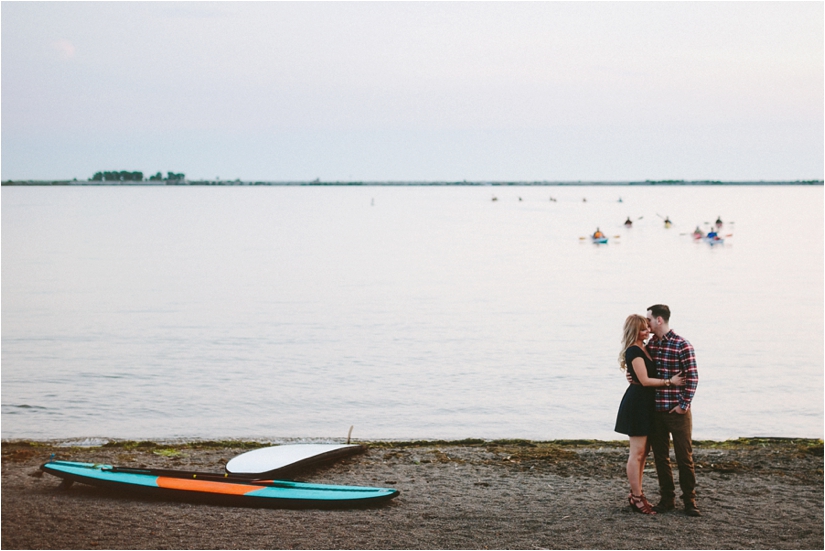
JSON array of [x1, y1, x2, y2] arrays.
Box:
[[2, 438, 822, 549]]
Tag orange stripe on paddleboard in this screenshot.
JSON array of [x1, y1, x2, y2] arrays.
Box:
[[156, 477, 264, 496]]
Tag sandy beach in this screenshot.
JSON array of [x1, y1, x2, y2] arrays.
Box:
[[2, 438, 822, 549]]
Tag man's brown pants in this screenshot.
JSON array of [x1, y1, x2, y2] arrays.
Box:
[[650, 409, 696, 503]]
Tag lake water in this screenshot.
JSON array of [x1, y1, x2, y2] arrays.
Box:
[[2, 185, 822, 442]]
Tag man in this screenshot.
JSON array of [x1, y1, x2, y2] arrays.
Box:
[[645, 304, 700, 516]]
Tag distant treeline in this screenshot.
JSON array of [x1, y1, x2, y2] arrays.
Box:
[[90, 171, 185, 182], [3, 179, 822, 186]]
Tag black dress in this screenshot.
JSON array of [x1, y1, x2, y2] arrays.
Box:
[[614, 345, 656, 436]]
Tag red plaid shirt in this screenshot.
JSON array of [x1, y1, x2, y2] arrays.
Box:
[[647, 330, 698, 412]]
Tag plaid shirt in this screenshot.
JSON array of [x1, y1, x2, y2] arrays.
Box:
[[647, 329, 698, 412]]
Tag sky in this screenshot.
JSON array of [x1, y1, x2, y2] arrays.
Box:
[[2, 1, 823, 182]]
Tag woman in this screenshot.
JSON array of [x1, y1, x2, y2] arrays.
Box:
[[615, 314, 684, 514]]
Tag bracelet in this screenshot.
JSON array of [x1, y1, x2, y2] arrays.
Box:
[[664, 377, 671, 387]]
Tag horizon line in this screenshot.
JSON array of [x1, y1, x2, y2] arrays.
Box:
[[3, 179, 823, 187]]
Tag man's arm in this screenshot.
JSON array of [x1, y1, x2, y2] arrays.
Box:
[[625, 369, 635, 384], [678, 340, 698, 411]]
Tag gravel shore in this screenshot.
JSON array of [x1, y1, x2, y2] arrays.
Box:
[[2, 438, 822, 549]]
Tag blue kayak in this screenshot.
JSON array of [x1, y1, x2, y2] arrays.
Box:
[[41, 460, 399, 508]]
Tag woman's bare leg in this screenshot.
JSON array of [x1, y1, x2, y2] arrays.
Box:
[[627, 436, 648, 496], [638, 440, 649, 490]]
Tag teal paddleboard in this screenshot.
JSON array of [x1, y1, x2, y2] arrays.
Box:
[[41, 461, 399, 508]]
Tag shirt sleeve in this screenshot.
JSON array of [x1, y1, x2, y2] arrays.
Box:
[[679, 340, 698, 410]]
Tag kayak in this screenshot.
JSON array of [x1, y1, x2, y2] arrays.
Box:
[[591, 236, 608, 244], [705, 236, 724, 246], [41, 460, 399, 508]]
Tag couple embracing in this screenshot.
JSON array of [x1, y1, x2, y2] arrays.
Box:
[[615, 304, 700, 517]]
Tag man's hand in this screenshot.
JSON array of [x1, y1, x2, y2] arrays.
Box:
[[669, 405, 687, 414]]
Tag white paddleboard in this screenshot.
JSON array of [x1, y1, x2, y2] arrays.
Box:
[[225, 444, 364, 478]]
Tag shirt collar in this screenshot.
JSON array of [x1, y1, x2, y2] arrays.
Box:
[[650, 330, 675, 344]]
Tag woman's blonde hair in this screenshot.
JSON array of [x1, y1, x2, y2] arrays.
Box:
[[619, 314, 648, 370]]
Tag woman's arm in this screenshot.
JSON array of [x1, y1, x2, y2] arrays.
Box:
[[631, 357, 684, 387]]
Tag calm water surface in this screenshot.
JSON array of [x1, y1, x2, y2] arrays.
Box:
[[2, 185, 822, 441]]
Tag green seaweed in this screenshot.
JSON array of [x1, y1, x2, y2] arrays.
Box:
[[181, 440, 269, 450], [693, 437, 823, 450], [367, 438, 488, 449], [97, 440, 268, 451], [102, 441, 159, 450], [152, 449, 182, 457]]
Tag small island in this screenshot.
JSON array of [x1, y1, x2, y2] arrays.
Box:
[[2, 176, 823, 187]]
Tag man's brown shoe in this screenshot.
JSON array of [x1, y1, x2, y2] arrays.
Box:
[[653, 499, 675, 513], [684, 502, 702, 517]]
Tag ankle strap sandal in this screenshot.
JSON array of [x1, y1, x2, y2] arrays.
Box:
[[629, 493, 657, 515]]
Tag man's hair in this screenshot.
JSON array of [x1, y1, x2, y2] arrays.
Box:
[[647, 304, 671, 322]]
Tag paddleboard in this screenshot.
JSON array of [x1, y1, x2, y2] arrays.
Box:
[[41, 461, 398, 508], [226, 444, 365, 478]]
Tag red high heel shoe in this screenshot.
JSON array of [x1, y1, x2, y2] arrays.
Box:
[[629, 493, 657, 515]]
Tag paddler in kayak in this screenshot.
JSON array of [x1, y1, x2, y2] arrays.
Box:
[[715, 216, 723, 228], [692, 226, 704, 239], [593, 228, 605, 239], [664, 216, 672, 228], [624, 217, 633, 227], [706, 228, 719, 241]]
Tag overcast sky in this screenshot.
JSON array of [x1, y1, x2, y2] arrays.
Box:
[[2, 1, 822, 181]]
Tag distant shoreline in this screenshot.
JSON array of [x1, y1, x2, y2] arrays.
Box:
[[2, 180, 823, 186]]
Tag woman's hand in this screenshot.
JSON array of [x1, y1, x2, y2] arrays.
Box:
[[670, 373, 685, 386]]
